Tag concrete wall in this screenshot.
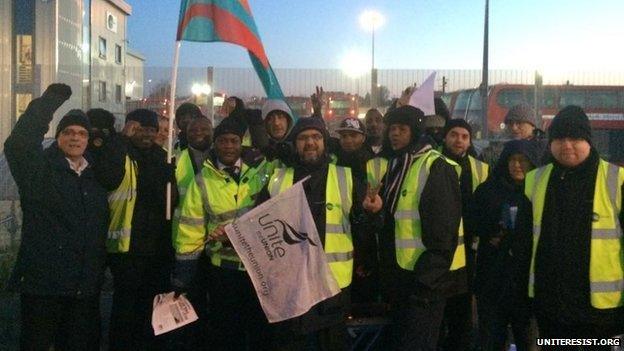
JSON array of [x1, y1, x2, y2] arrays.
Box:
[[90, 0, 129, 126], [0, 1, 13, 149]]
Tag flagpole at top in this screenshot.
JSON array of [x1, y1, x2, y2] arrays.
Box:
[[166, 40, 182, 220]]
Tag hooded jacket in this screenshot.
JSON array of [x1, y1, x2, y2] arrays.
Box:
[[473, 140, 541, 301], [258, 99, 296, 163]]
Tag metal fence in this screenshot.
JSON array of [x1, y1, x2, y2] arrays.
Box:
[[144, 67, 624, 99]]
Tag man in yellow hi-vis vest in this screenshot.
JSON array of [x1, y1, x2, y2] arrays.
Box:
[[370, 106, 464, 351], [439, 118, 489, 351], [105, 109, 177, 350], [515, 105, 624, 341], [173, 117, 272, 350], [254, 117, 378, 350]]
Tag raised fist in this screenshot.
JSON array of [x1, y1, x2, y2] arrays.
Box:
[[42, 83, 72, 102]]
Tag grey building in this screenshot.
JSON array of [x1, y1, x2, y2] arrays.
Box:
[[0, 0, 137, 148]]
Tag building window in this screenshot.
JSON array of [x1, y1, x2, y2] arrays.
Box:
[[115, 44, 122, 64], [99, 37, 107, 59], [115, 85, 122, 103], [99, 81, 107, 102]]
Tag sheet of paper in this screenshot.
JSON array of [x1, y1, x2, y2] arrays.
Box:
[[151, 292, 198, 336]]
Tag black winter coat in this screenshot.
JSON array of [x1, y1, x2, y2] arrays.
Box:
[[255, 155, 372, 334], [514, 149, 624, 327], [4, 96, 109, 297], [378, 148, 463, 302]]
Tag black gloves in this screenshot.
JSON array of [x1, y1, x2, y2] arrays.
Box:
[[41, 83, 72, 112]]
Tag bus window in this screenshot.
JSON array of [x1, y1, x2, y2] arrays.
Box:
[[543, 88, 558, 109], [496, 89, 526, 108], [587, 90, 618, 109], [560, 90, 586, 107]]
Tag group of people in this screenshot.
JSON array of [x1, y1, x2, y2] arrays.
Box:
[[5, 83, 624, 350]]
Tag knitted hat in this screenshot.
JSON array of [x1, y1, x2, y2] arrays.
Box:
[[55, 109, 91, 137], [443, 118, 472, 138], [126, 109, 159, 130], [548, 105, 591, 143], [504, 103, 536, 126], [175, 103, 202, 120], [290, 116, 327, 139], [87, 108, 115, 131], [214, 116, 246, 139]]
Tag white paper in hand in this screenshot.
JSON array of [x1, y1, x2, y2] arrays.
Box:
[[151, 292, 198, 336]]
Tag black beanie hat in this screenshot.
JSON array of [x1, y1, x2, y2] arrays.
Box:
[[55, 109, 91, 138], [214, 117, 246, 139], [87, 108, 115, 131], [443, 118, 472, 138], [126, 109, 159, 130], [548, 105, 591, 143], [385, 105, 425, 131], [176, 103, 202, 119], [290, 116, 328, 140]]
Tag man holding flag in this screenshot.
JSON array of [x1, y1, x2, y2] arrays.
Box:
[[173, 117, 272, 350], [254, 117, 380, 350]]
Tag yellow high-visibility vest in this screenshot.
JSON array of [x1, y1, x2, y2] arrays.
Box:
[[394, 150, 466, 271], [468, 155, 489, 192], [525, 160, 624, 309], [366, 157, 388, 189], [106, 155, 138, 253], [268, 164, 354, 288], [174, 158, 271, 271]]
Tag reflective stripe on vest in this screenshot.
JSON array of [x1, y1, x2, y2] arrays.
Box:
[[207, 160, 269, 270], [394, 150, 466, 271], [525, 160, 624, 309], [107, 156, 138, 253], [242, 130, 252, 147], [366, 157, 388, 189], [468, 156, 489, 192], [269, 164, 354, 288]]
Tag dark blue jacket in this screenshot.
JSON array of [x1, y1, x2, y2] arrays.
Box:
[[4, 95, 109, 297]]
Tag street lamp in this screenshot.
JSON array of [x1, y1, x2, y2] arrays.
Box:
[[191, 83, 211, 96], [341, 50, 368, 96], [359, 10, 384, 107]]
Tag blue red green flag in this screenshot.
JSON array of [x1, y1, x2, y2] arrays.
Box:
[[177, 0, 285, 99]]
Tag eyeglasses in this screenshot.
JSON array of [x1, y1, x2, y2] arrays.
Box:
[[60, 129, 89, 138], [296, 134, 323, 142]]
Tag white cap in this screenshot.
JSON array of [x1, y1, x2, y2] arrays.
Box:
[[261, 99, 293, 121]]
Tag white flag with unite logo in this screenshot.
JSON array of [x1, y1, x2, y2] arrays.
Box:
[[224, 179, 341, 323]]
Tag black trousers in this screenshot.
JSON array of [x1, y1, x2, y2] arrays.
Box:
[[208, 266, 272, 351], [439, 292, 474, 351], [392, 295, 447, 351], [108, 254, 171, 351], [272, 322, 347, 351], [477, 295, 531, 351], [20, 293, 101, 351]]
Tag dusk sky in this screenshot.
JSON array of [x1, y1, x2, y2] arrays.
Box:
[[127, 0, 624, 73]]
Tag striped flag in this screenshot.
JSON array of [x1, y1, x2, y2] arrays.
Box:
[[176, 0, 285, 99]]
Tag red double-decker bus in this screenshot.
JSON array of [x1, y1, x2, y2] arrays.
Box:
[[324, 92, 358, 120], [449, 84, 624, 163]]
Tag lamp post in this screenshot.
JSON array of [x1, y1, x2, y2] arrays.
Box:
[[359, 10, 384, 108]]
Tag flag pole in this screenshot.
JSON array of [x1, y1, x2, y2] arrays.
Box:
[[166, 41, 181, 220]]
